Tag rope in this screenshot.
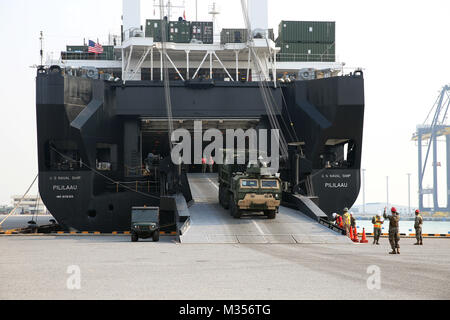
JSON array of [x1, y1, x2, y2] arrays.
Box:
[[160, 0, 175, 153], [0, 174, 39, 228], [240, 0, 289, 160]]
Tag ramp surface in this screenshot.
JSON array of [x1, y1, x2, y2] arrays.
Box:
[[181, 174, 351, 244]]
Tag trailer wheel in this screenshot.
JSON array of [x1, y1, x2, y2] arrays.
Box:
[[131, 232, 139, 242]]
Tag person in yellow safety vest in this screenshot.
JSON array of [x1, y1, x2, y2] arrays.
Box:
[[342, 208, 351, 236], [371, 213, 384, 245]]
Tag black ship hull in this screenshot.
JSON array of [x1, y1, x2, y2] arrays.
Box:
[[36, 68, 364, 232]]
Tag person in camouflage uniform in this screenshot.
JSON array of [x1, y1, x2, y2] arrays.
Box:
[[414, 209, 423, 246], [383, 207, 400, 254]]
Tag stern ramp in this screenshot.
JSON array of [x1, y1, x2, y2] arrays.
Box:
[[180, 174, 351, 244]]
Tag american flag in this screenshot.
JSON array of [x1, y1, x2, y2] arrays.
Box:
[[88, 40, 103, 54]]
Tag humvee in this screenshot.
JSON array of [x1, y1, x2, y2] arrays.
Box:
[[131, 207, 160, 242], [218, 161, 281, 219]]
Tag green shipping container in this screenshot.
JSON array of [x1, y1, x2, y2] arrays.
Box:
[[145, 19, 167, 42], [278, 42, 335, 62], [168, 20, 191, 43], [278, 21, 335, 44], [221, 29, 248, 44]]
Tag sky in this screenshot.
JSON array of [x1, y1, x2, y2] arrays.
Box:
[[0, 0, 449, 209]]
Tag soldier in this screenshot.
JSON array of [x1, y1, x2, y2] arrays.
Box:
[[371, 212, 383, 245], [333, 213, 343, 228], [208, 156, 214, 173], [342, 208, 351, 237], [414, 209, 423, 246], [201, 157, 207, 174], [384, 207, 400, 254]]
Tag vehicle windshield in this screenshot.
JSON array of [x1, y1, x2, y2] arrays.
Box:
[[240, 179, 258, 188], [261, 180, 279, 189], [132, 209, 158, 223]]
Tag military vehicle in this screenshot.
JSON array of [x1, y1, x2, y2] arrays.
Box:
[[130, 207, 160, 242], [218, 161, 282, 219]]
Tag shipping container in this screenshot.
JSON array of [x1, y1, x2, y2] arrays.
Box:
[[168, 20, 191, 43], [220, 29, 248, 44], [191, 21, 213, 44], [278, 21, 335, 44], [277, 42, 335, 62], [145, 19, 168, 42]]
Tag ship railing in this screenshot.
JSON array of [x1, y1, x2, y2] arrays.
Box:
[[276, 53, 337, 63], [125, 165, 156, 177], [61, 52, 116, 61], [107, 180, 160, 194]]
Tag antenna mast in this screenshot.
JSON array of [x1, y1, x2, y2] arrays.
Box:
[[153, 0, 185, 21], [208, 2, 220, 43], [39, 31, 44, 66]]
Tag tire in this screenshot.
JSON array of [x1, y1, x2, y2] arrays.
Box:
[[131, 232, 139, 242], [219, 185, 224, 207], [230, 195, 242, 219], [152, 230, 160, 242], [265, 210, 276, 220], [223, 191, 230, 210]]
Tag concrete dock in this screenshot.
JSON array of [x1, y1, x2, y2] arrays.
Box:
[[1, 174, 449, 300], [0, 236, 449, 300]]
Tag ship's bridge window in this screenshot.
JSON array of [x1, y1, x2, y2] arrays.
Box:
[[321, 139, 356, 169], [46, 140, 83, 171], [240, 179, 259, 188], [96, 143, 117, 171]]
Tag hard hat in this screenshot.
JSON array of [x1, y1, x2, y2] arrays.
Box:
[[415, 209, 420, 214], [391, 207, 397, 213], [343, 207, 349, 212], [377, 213, 381, 217], [332, 213, 337, 218]]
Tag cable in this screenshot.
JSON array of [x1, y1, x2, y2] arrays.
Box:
[[49, 146, 160, 200], [160, 0, 175, 153], [0, 174, 39, 228]]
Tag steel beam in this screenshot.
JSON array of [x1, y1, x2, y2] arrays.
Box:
[[432, 128, 439, 210], [151, 47, 154, 81], [418, 133, 424, 211], [447, 135, 450, 210], [165, 52, 185, 81], [192, 52, 209, 80], [213, 52, 234, 81]]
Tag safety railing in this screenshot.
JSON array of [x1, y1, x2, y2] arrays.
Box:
[[107, 180, 160, 194], [276, 53, 337, 63]]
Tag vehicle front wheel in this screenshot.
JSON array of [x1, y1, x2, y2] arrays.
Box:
[[131, 232, 139, 242], [230, 196, 242, 219], [265, 210, 276, 220], [152, 230, 160, 242]]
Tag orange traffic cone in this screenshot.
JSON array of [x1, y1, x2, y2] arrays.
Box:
[[360, 228, 369, 243], [349, 226, 354, 241], [353, 227, 360, 243]]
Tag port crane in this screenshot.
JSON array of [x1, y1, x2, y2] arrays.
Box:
[[413, 85, 450, 213]]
